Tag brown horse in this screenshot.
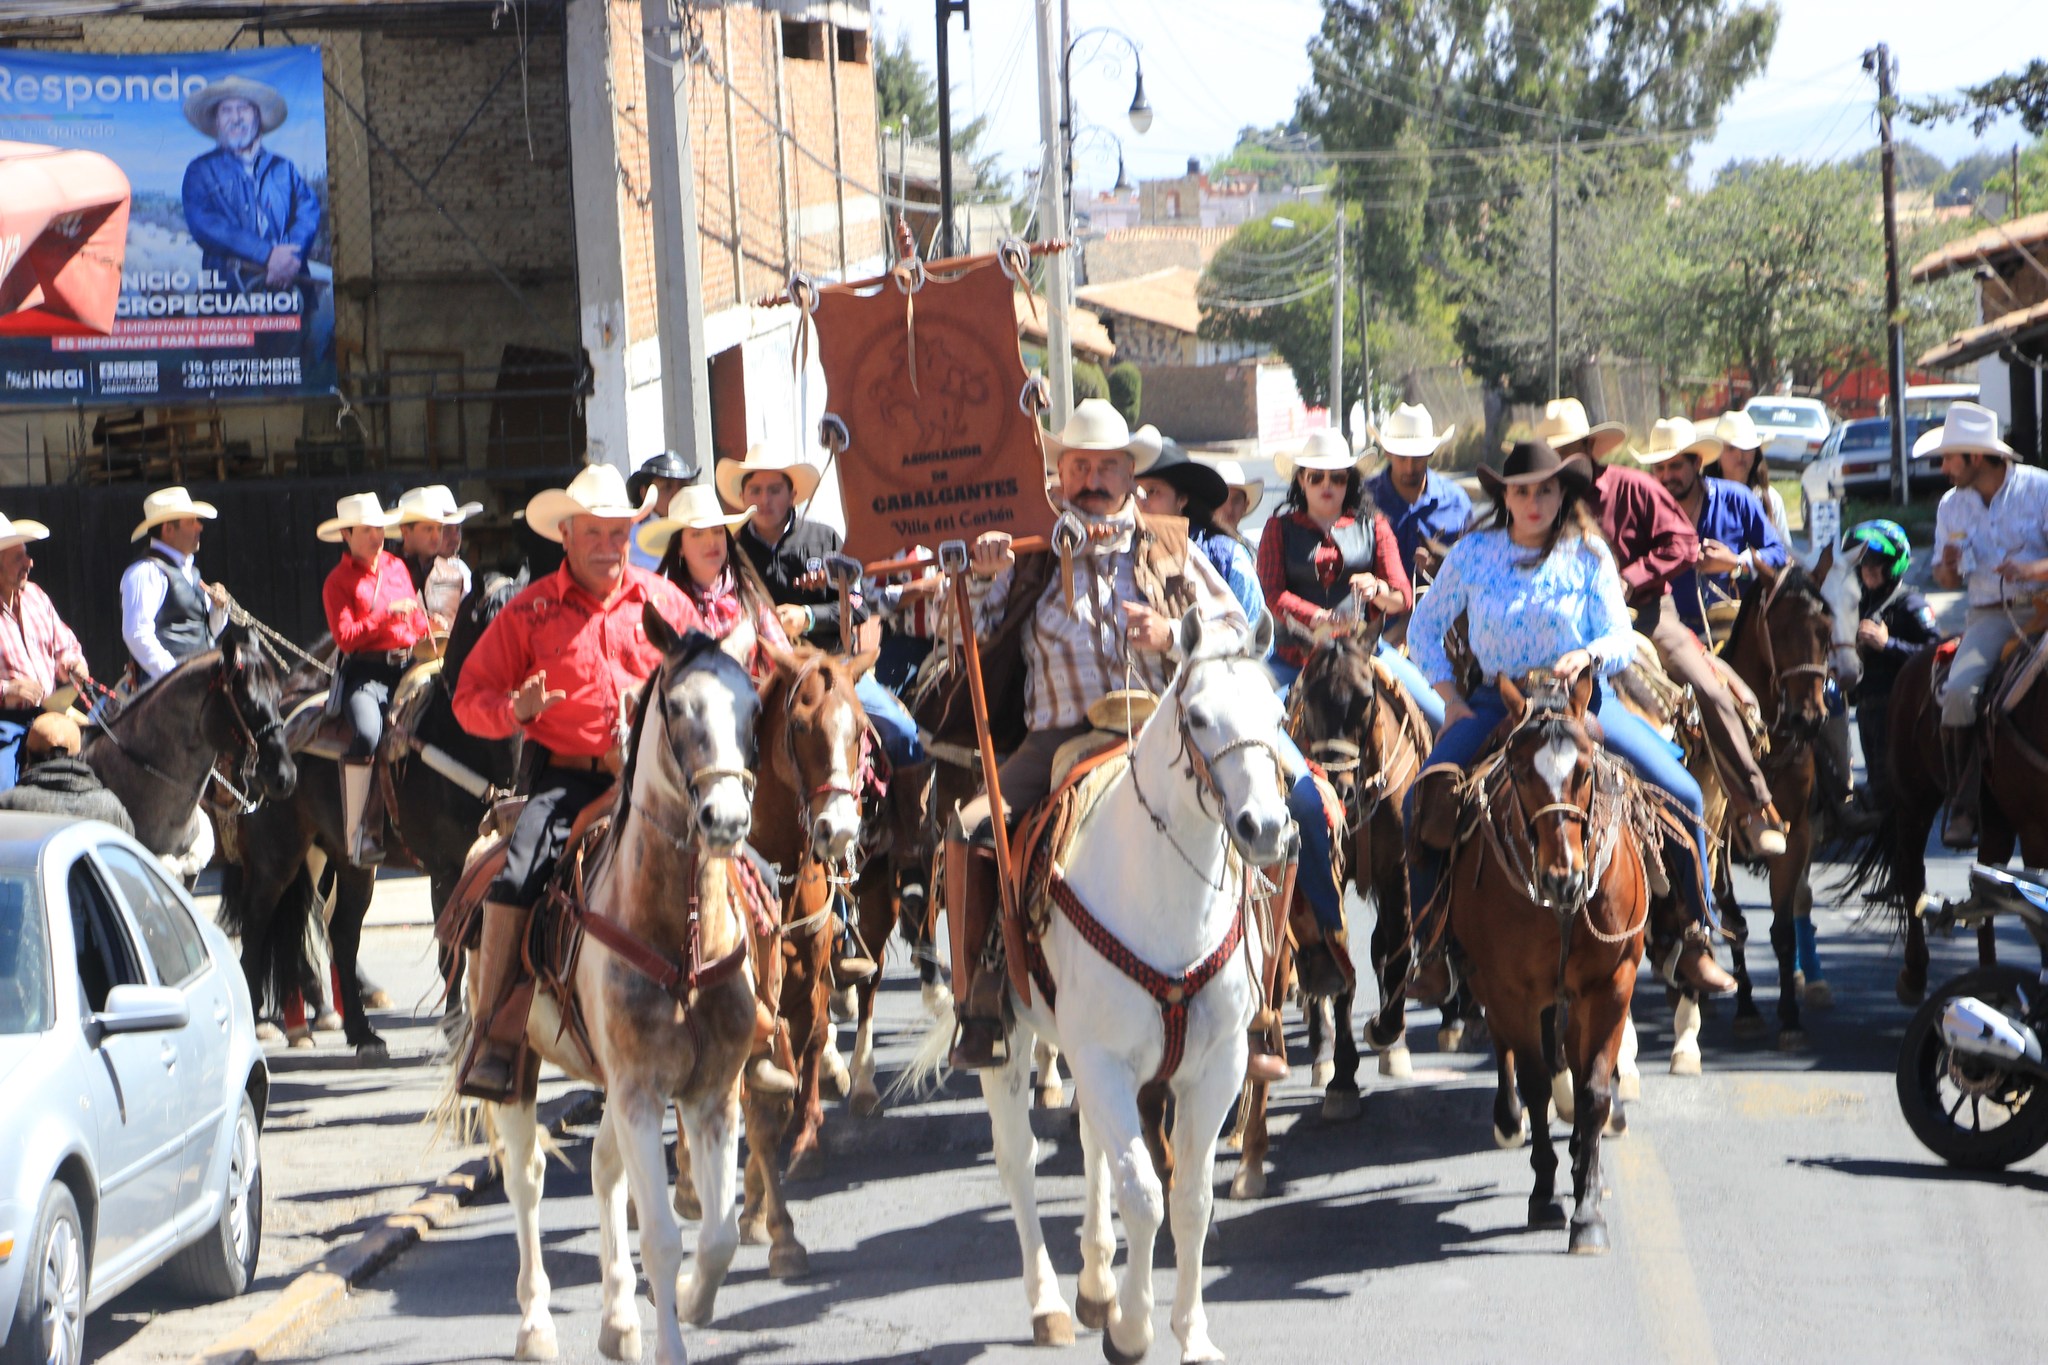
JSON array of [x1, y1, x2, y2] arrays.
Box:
[[1448, 671, 1652, 1254], [1714, 558, 1841, 1049], [1847, 628, 2048, 1001]]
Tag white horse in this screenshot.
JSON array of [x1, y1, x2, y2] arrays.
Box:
[[445, 621, 763, 1365], [925, 609, 1290, 1363]]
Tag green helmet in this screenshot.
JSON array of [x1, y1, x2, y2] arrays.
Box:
[[1847, 519, 1911, 581]]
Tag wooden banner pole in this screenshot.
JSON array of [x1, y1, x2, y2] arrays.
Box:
[[949, 570, 1023, 934], [865, 536, 1048, 580]]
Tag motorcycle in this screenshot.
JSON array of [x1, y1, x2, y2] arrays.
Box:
[[1898, 865, 2048, 1170]]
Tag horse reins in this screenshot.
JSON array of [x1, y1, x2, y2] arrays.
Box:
[[1129, 653, 1284, 892], [96, 650, 276, 813]]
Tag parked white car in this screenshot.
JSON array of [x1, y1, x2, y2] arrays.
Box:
[[0, 816, 266, 1365], [1900, 381, 1980, 427], [1744, 395, 1836, 470]]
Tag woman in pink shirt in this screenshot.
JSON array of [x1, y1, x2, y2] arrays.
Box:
[[318, 493, 426, 864]]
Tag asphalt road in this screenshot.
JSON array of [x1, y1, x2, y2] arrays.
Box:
[[282, 842, 2048, 1365]]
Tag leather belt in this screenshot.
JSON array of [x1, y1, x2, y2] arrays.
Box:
[[547, 749, 622, 776]]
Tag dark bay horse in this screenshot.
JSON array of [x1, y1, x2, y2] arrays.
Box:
[[1449, 671, 1651, 1254], [219, 573, 523, 1057], [1716, 558, 1844, 1049], [85, 622, 296, 873]]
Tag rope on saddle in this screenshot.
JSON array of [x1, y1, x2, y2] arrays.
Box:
[[1038, 873, 1246, 1085]]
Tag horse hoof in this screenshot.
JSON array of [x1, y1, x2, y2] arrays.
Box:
[[1528, 1199, 1567, 1230], [768, 1241, 810, 1280], [1310, 1060, 1335, 1088], [1568, 1219, 1611, 1256], [1804, 979, 1835, 1009], [1669, 1050, 1701, 1077], [255, 1021, 283, 1042], [1493, 1118, 1526, 1150], [1616, 1071, 1641, 1101], [1896, 970, 1925, 1006], [739, 1216, 769, 1246], [596, 1320, 640, 1361], [1438, 1022, 1466, 1053], [820, 1063, 850, 1101], [1034, 1310, 1077, 1347], [313, 1010, 342, 1033], [1321, 1086, 1361, 1122], [363, 989, 394, 1010], [1228, 1163, 1267, 1201], [1777, 1028, 1809, 1053], [514, 1322, 559, 1361], [287, 1028, 315, 1050], [1037, 1084, 1067, 1110], [1102, 1325, 1146, 1365], [1077, 1294, 1114, 1331], [1377, 1046, 1412, 1080], [1605, 1106, 1629, 1137], [672, 1189, 701, 1223], [851, 1088, 884, 1118], [786, 1147, 825, 1182], [1731, 1011, 1769, 1042], [354, 1037, 388, 1064]]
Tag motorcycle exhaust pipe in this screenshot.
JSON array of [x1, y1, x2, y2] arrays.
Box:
[[1940, 996, 2048, 1078]]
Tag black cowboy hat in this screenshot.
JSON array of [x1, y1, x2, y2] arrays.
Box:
[[1137, 441, 1229, 517], [1477, 440, 1594, 500], [628, 449, 698, 501]]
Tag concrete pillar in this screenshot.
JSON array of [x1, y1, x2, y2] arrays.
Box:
[[642, 0, 714, 470], [563, 0, 631, 472]]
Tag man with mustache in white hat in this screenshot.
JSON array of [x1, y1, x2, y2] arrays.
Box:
[[1541, 398, 1791, 857], [121, 486, 229, 682], [1926, 401, 2048, 846], [388, 485, 482, 631], [937, 399, 1250, 1070], [449, 464, 695, 1102], [0, 510, 91, 790]]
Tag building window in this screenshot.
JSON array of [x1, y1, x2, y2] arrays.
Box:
[[782, 20, 826, 61], [1166, 191, 1181, 218], [837, 28, 870, 64]]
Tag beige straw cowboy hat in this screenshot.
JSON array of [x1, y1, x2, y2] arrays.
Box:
[[1712, 410, 1766, 451], [130, 486, 218, 543], [1210, 458, 1264, 508], [1533, 398, 1629, 459], [0, 511, 51, 553], [316, 493, 399, 543], [1370, 402, 1455, 459], [1912, 400, 2017, 462], [386, 484, 483, 532], [1274, 428, 1366, 483], [1043, 399, 1163, 473], [1632, 417, 1724, 467], [714, 445, 822, 511], [525, 464, 658, 543], [636, 485, 755, 557], [183, 75, 287, 137]]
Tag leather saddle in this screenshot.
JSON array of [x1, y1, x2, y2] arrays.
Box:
[[283, 658, 443, 763], [433, 784, 620, 956]]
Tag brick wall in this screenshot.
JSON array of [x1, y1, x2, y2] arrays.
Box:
[[1099, 315, 1192, 367], [1137, 363, 1258, 443]]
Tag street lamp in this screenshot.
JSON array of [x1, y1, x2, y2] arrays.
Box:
[[1128, 72, 1153, 135], [1061, 27, 1151, 239]]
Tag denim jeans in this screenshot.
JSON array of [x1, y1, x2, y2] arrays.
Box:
[[856, 671, 926, 769]]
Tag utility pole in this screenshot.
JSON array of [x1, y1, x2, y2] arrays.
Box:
[[2014, 143, 2023, 219], [641, 0, 711, 469], [1035, 0, 1073, 429], [1549, 139, 1562, 400], [1866, 43, 1908, 505], [934, 0, 969, 259], [1329, 208, 1345, 442]]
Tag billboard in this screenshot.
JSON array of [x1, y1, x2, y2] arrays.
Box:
[[0, 46, 333, 405]]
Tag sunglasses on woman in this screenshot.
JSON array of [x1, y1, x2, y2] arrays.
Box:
[[1302, 470, 1346, 487]]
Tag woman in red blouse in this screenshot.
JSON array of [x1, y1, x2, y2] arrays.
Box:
[[318, 493, 427, 865], [1255, 430, 1442, 726], [636, 484, 792, 674]]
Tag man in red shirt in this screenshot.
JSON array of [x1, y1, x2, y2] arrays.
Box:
[[450, 463, 690, 1102], [1537, 399, 1787, 863], [319, 493, 426, 865]]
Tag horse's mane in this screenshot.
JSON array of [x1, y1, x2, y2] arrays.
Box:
[[443, 569, 526, 696], [95, 621, 277, 729], [1728, 561, 1825, 648]]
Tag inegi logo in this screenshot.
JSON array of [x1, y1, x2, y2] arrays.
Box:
[[3, 369, 87, 391]]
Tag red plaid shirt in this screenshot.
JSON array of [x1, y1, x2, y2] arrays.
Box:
[[0, 582, 85, 698]]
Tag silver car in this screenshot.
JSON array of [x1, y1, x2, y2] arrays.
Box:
[[0, 816, 266, 1365]]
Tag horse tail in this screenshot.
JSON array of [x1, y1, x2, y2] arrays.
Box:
[[885, 1009, 957, 1104], [1833, 800, 1915, 931], [214, 858, 251, 937], [267, 863, 324, 1021]]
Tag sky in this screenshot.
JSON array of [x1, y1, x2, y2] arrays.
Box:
[[868, 0, 2048, 195]]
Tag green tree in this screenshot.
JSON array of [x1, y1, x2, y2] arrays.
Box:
[[1107, 363, 1143, 425], [1210, 122, 1330, 192], [1072, 361, 1108, 407], [875, 31, 937, 139], [1907, 59, 2048, 136], [1198, 202, 1360, 412]]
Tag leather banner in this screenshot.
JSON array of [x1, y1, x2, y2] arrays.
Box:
[[810, 258, 1056, 562]]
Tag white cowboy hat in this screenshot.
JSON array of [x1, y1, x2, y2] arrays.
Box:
[[1371, 402, 1455, 459], [1209, 458, 1264, 508], [183, 75, 287, 138], [1533, 397, 1629, 459], [714, 445, 822, 512], [636, 485, 755, 557], [130, 485, 218, 543], [1044, 399, 1162, 473], [524, 464, 658, 544], [1712, 410, 1765, 451], [1912, 400, 2017, 462], [385, 484, 483, 533], [316, 492, 399, 543], [0, 511, 51, 553], [1274, 428, 1366, 483], [1633, 416, 1724, 467]]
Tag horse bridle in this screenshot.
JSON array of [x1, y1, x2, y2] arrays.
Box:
[[1129, 651, 1287, 891], [644, 654, 758, 845], [1748, 571, 1833, 743], [1477, 711, 1624, 923], [1290, 650, 1421, 829], [777, 653, 866, 864]]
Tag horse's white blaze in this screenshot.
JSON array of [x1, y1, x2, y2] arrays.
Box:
[[1534, 735, 1577, 803], [814, 701, 861, 858]]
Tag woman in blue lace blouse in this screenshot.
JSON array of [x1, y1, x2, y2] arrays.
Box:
[[1404, 441, 1733, 996]]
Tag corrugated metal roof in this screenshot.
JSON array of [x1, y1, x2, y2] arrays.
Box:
[[1910, 210, 2048, 283]]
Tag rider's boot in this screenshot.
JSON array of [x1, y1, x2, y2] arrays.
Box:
[[1246, 860, 1294, 1085], [340, 760, 385, 867], [1670, 923, 1738, 997], [746, 1009, 798, 1097], [1941, 723, 1984, 850], [1405, 765, 1462, 1007], [457, 899, 535, 1102], [944, 833, 1007, 1070], [1738, 802, 1789, 859]]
